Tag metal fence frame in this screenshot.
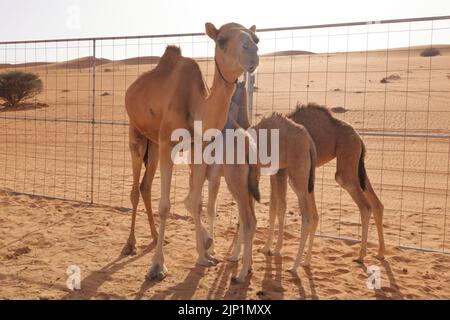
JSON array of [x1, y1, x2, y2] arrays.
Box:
[[1, 15, 449, 254]]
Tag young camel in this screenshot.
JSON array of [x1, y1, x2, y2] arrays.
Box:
[[188, 110, 318, 278], [224, 113, 319, 274], [260, 103, 385, 263], [123, 22, 260, 281]]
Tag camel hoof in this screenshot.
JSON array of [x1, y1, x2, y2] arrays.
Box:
[[231, 275, 245, 284], [205, 252, 219, 265], [196, 256, 217, 267], [121, 242, 136, 256], [353, 258, 364, 264], [231, 277, 244, 284], [257, 247, 271, 255], [288, 267, 298, 275], [268, 249, 280, 257], [375, 254, 385, 261], [227, 255, 239, 263], [146, 264, 168, 281]]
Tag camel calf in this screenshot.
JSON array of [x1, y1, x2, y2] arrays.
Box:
[[287, 103, 385, 262], [227, 113, 318, 274]]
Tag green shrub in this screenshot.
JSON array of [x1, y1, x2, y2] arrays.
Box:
[[0, 71, 43, 107]]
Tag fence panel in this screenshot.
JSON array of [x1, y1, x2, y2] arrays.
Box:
[[0, 16, 449, 253]]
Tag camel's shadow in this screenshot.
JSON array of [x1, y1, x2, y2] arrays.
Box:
[[62, 243, 155, 300]]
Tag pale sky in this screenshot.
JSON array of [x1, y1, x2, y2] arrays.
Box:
[[1, 0, 449, 41], [0, 0, 449, 62]]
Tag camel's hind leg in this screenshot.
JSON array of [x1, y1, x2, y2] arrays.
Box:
[[147, 140, 172, 281], [273, 170, 288, 255], [363, 178, 385, 259], [304, 191, 318, 265], [122, 125, 147, 256], [335, 139, 372, 262], [258, 175, 279, 255], [289, 168, 317, 271], [140, 141, 159, 243], [259, 169, 287, 256]]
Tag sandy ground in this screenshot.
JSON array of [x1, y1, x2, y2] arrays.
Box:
[[0, 189, 449, 300], [0, 45, 449, 299]]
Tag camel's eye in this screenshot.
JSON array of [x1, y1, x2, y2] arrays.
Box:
[[253, 36, 259, 44], [217, 37, 228, 49]]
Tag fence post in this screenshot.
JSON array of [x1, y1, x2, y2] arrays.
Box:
[[90, 39, 96, 204]]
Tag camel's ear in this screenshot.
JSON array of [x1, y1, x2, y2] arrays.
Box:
[[249, 25, 257, 33], [205, 22, 219, 40]]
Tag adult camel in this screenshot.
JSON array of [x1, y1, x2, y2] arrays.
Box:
[[184, 81, 250, 255], [123, 22, 259, 281]]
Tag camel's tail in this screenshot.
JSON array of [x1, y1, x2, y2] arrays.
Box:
[[358, 140, 367, 191], [248, 164, 261, 202], [308, 145, 316, 193]]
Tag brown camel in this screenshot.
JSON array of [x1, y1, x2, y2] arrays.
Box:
[[187, 109, 317, 280], [184, 80, 250, 255], [223, 113, 318, 274], [275, 103, 385, 262], [123, 22, 259, 281]]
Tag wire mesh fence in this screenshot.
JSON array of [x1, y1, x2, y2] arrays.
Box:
[[0, 16, 449, 253]]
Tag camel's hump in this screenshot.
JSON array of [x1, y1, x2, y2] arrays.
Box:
[[158, 45, 183, 67]]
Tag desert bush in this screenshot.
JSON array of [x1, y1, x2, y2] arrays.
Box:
[[0, 71, 43, 107], [420, 48, 441, 57]]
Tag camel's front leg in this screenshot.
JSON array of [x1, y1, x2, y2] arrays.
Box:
[[183, 167, 194, 214], [206, 164, 222, 255], [259, 175, 278, 255], [225, 164, 256, 283], [190, 163, 217, 266], [147, 141, 172, 281], [228, 217, 243, 262]]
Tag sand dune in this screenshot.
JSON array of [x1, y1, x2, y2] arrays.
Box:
[[261, 50, 315, 56]]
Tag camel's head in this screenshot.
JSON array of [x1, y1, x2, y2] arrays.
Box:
[[206, 22, 259, 82]]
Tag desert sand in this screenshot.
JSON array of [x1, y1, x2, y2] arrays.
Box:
[[0, 43, 449, 299], [0, 189, 449, 299]]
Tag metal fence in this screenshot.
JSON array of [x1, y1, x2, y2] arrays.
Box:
[[1, 16, 449, 253]]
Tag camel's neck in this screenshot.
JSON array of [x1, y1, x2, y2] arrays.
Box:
[[203, 68, 238, 132]]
